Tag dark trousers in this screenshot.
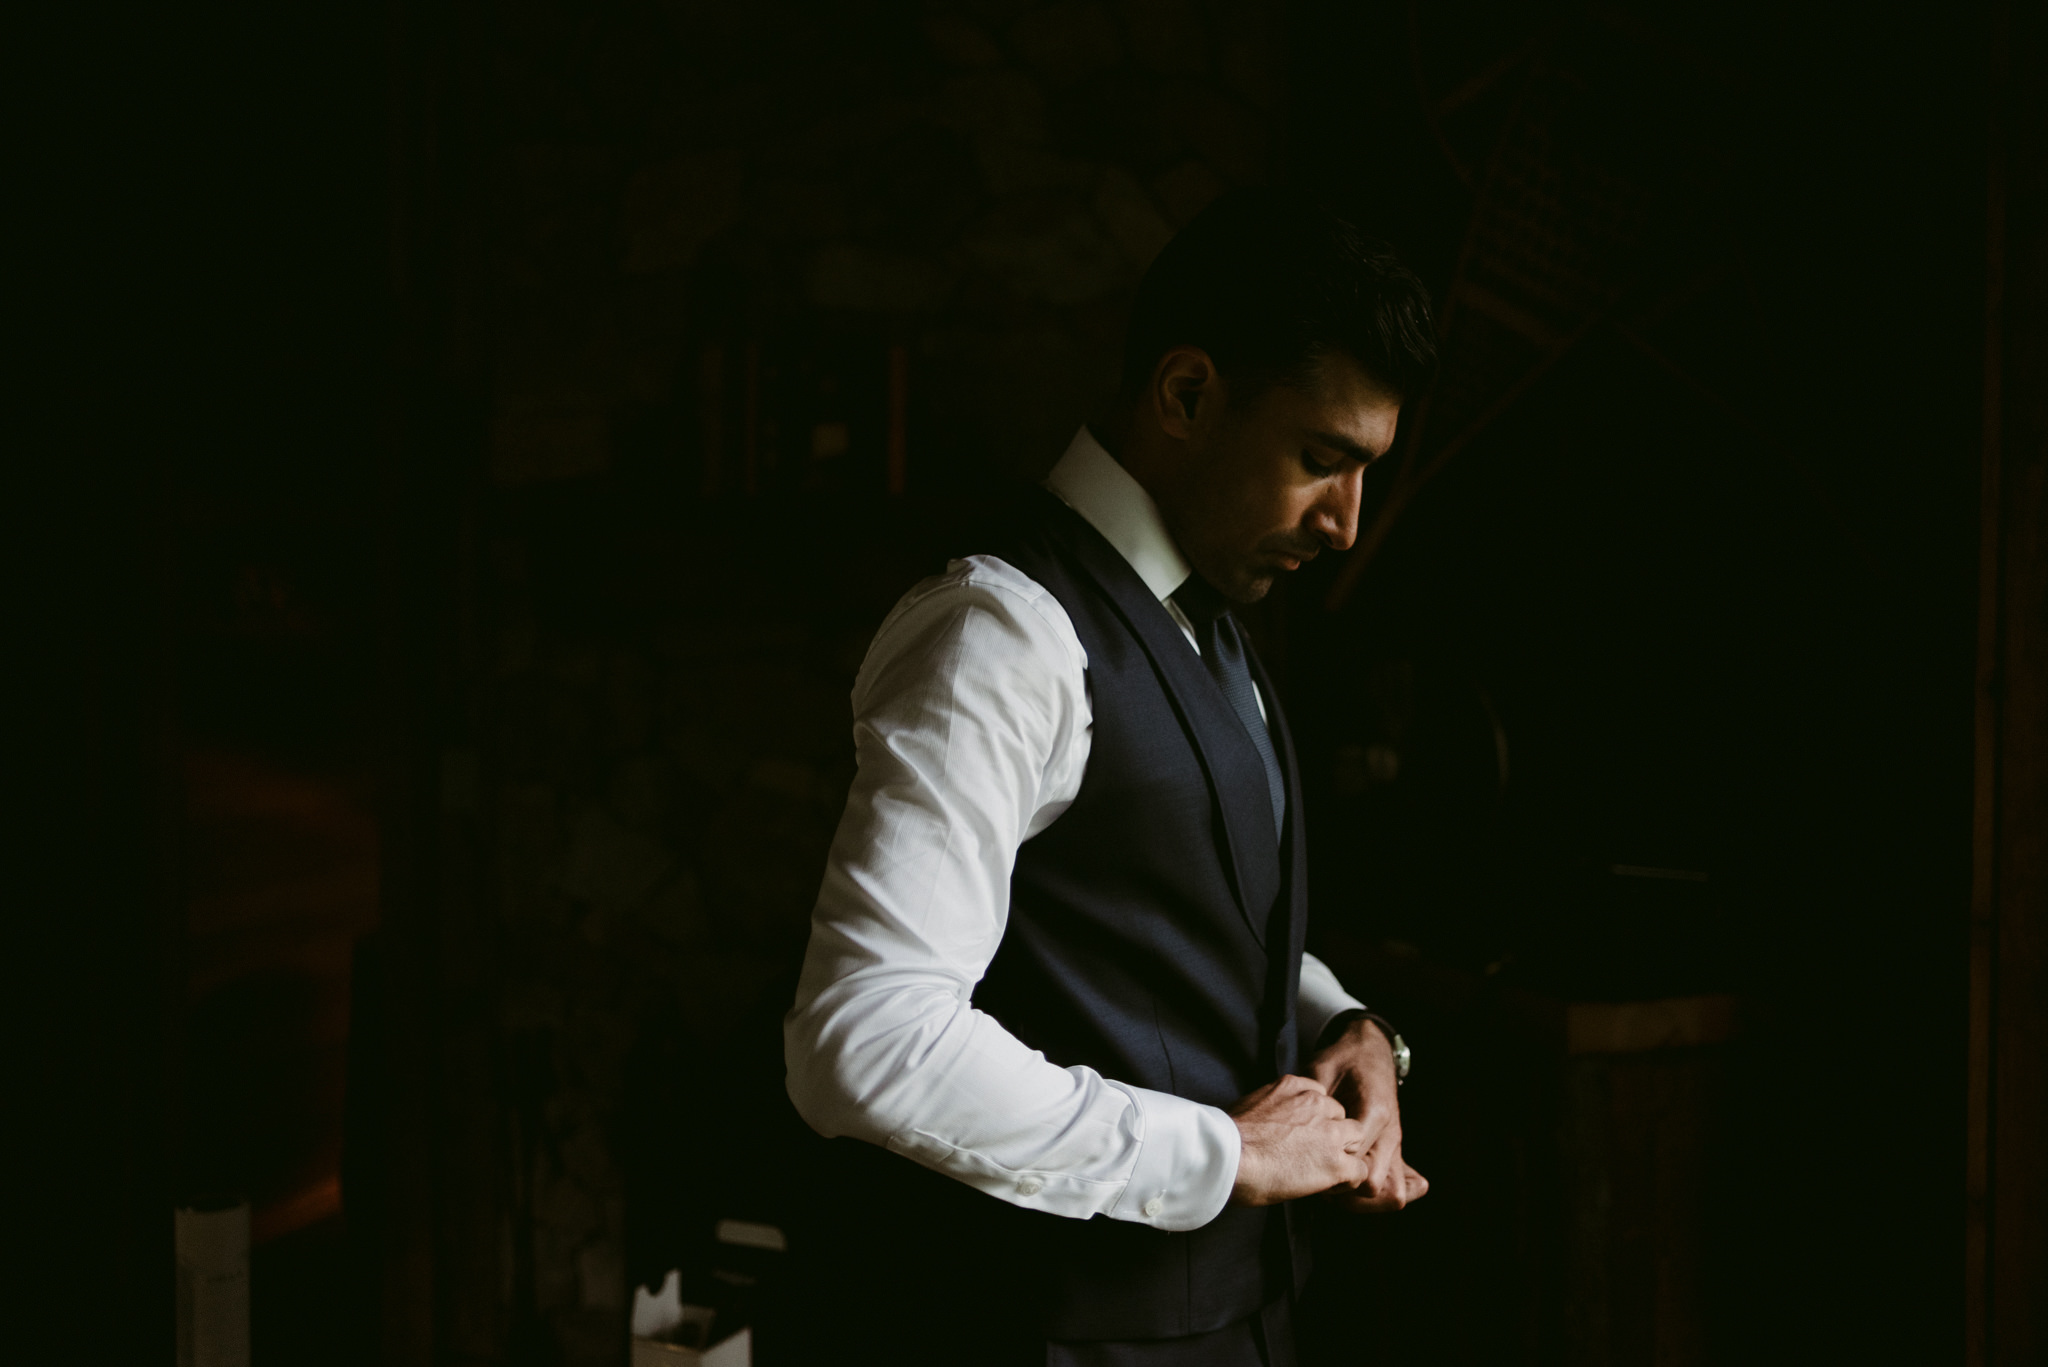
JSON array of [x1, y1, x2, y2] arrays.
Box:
[[877, 1297, 1295, 1367], [779, 1138, 1301, 1367], [1044, 1296, 1297, 1367]]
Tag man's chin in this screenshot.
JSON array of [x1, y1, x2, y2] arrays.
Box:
[[1226, 551, 1319, 602], [1227, 572, 1276, 605]]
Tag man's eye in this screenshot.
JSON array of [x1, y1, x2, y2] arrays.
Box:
[[1301, 450, 1336, 475]]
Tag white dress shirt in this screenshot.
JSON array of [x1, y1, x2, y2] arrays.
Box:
[[784, 426, 1368, 1233]]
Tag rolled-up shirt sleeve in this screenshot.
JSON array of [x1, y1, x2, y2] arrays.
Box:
[[784, 557, 1240, 1232]]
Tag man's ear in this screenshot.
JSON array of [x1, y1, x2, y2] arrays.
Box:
[[1153, 347, 1218, 440]]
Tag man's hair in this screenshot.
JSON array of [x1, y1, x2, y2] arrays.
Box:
[[1119, 188, 1437, 405]]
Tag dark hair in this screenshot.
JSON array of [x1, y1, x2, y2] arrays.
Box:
[[1119, 188, 1437, 404]]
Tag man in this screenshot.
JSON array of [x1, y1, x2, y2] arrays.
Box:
[[784, 190, 1437, 1366]]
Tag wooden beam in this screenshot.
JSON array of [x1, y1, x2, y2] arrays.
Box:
[[1964, 0, 2005, 1349], [1970, 0, 2048, 1359]]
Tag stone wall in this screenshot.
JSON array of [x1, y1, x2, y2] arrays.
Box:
[[470, 4, 1285, 1360]]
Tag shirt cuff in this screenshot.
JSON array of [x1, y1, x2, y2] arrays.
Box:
[[1105, 1084, 1240, 1232], [1297, 951, 1367, 1059]]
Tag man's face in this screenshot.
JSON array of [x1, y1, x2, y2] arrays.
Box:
[[1156, 351, 1402, 603]]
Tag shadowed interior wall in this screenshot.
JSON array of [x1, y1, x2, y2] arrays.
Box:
[[375, 3, 1290, 1362], [365, 3, 2010, 1364], [33, 0, 2032, 1362]]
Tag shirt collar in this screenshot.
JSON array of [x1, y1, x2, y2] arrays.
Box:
[[1043, 426, 1192, 604]]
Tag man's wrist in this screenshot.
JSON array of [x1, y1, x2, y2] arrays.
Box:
[[1314, 1007, 1371, 1055], [1314, 1008, 1410, 1084]]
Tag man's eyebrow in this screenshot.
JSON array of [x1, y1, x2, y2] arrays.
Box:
[[1302, 429, 1380, 464]]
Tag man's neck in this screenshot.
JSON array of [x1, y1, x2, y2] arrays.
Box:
[[1087, 406, 1178, 533], [1087, 404, 1134, 464]]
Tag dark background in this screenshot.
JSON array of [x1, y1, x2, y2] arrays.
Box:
[[20, 0, 2043, 1364]]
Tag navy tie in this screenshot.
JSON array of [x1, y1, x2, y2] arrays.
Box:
[[1172, 577, 1286, 837]]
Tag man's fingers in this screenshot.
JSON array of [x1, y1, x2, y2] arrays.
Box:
[[1363, 1129, 1399, 1195], [1324, 1152, 1428, 1214], [1275, 1073, 1330, 1097], [1227, 1075, 1409, 1207], [1352, 1095, 1397, 1148], [1229, 1072, 1330, 1120], [1273, 1090, 1344, 1126], [1332, 1120, 1374, 1188], [1326, 1187, 1400, 1214], [1274, 1078, 1345, 1124]]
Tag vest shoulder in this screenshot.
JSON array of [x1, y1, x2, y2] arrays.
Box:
[[932, 484, 1132, 643]]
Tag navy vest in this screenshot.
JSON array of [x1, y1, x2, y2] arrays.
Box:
[[973, 489, 1314, 1339], [795, 489, 1314, 1350]]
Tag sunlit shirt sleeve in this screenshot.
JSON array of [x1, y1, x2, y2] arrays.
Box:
[[1296, 950, 1369, 1056], [783, 555, 1242, 1232]]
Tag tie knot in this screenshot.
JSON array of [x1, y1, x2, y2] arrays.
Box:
[[1171, 574, 1231, 628]]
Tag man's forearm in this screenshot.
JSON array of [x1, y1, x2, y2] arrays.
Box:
[[784, 938, 1240, 1230]]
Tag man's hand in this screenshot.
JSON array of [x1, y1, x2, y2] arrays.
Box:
[[1227, 1074, 1371, 1206], [1310, 1016, 1428, 1213]]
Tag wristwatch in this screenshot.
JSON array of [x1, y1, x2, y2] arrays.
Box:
[[1317, 1008, 1411, 1086]]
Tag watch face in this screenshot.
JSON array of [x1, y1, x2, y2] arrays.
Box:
[[1392, 1037, 1411, 1078]]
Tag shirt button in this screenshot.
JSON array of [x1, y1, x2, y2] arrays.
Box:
[[1017, 1177, 1043, 1196], [1142, 1196, 1164, 1218]]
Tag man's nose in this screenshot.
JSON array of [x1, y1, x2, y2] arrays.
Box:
[[1310, 467, 1364, 551]]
